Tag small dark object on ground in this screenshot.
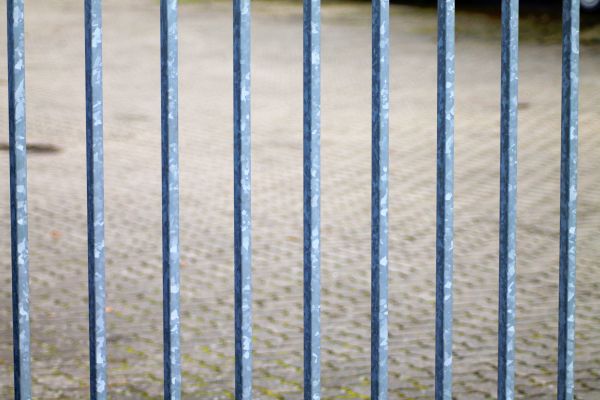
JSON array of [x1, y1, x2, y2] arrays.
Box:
[[0, 142, 61, 154]]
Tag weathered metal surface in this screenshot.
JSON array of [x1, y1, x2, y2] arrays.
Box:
[[557, 1, 580, 399], [371, 0, 390, 399], [435, 1, 455, 399], [303, 0, 321, 399], [160, 0, 181, 398], [498, 1, 519, 399], [85, 0, 107, 398], [7, 0, 31, 398], [234, 0, 252, 398]]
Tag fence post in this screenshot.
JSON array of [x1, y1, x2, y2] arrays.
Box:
[[435, 1, 455, 399], [371, 1, 390, 399], [7, 0, 32, 398], [303, 0, 322, 399], [557, 1, 580, 399], [85, 0, 108, 398], [160, 0, 181, 398], [497, 1, 519, 399], [234, 0, 252, 398]]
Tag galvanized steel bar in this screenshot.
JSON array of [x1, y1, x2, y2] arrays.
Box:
[[7, 0, 31, 398], [497, 1, 519, 399], [160, 0, 181, 398], [85, 0, 107, 398], [371, 1, 389, 399], [303, 0, 321, 399], [435, 1, 455, 399], [234, 0, 252, 398], [557, 1, 580, 399]]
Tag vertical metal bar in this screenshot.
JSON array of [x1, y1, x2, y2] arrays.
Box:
[[161, 0, 181, 398], [557, 1, 579, 399], [7, 0, 31, 398], [234, 0, 252, 398], [85, 0, 107, 398], [303, 0, 321, 399], [435, 1, 455, 399], [497, 1, 519, 400], [371, 0, 389, 399]]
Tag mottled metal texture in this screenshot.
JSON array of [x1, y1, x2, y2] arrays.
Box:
[[557, 1, 579, 399], [303, 0, 321, 399], [160, 0, 181, 398], [435, 1, 455, 399], [7, 0, 32, 398], [497, 1, 518, 399], [85, 0, 107, 398], [233, 0, 252, 398], [371, 1, 389, 399]]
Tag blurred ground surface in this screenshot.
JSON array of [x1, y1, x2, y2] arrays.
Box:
[[0, 0, 599, 399]]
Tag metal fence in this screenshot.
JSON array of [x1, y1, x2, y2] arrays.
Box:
[[5, 0, 581, 399]]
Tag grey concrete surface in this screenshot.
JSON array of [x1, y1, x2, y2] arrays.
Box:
[[0, 0, 599, 398]]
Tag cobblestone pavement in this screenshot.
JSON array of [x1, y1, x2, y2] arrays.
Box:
[[0, 0, 599, 399]]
